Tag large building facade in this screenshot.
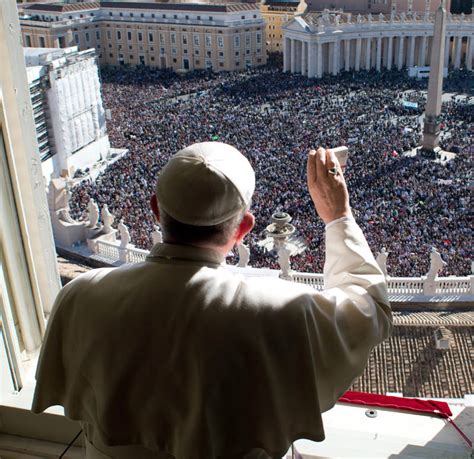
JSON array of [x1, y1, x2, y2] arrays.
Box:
[[24, 46, 110, 181], [261, 0, 303, 53], [283, 9, 473, 77], [19, 2, 267, 72]]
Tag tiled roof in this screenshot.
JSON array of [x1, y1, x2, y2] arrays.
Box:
[[101, 2, 258, 13], [24, 2, 101, 13], [351, 325, 473, 398], [393, 310, 474, 326], [24, 1, 258, 14]]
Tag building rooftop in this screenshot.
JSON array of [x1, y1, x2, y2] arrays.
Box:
[[23, 1, 259, 14]]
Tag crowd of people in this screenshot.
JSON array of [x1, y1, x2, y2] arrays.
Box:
[[69, 66, 472, 277]]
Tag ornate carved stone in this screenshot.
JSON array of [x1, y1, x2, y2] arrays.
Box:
[[151, 225, 163, 245], [426, 247, 447, 281], [87, 200, 100, 228], [237, 243, 250, 268], [101, 205, 114, 234], [118, 219, 131, 248], [376, 248, 389, 277]]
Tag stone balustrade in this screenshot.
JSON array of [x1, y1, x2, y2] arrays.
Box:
[[89, 236, 473, 302]]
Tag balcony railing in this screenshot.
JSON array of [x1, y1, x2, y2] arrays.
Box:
[[87, 237, 473, 302]]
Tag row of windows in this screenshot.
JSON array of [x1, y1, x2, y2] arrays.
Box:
[[71, 30, 263, 48], [103, 53, 262, 67]]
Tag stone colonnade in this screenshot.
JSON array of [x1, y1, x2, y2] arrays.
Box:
[[284, 18, 474, 77]]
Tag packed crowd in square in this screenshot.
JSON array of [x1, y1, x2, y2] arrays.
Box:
[[69, 66, 472, 277]]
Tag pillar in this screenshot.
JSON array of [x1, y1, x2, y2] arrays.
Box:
[[454, 36, 462, 69], [397, 36, 404, 70], [316, 42, 323, 78], [387, 36, 393, 70], [302, 41, 308, 75], [332, 40, 340, 75], [419, 35, 427, 66], [365, 37, 371, 70], [344, 39, 350, 71], [283, 37, 290, 72], [408, 36, 415, 68], [466, 36, 473, 71], [376, 37, 382, 71], [444, 35, 450, 68], [290, 39, 296, 73], [355, 38, 361, 71], [308, 42, 316, 78]]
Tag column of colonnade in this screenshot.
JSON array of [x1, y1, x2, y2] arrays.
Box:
[[284, 30, 474, 77]]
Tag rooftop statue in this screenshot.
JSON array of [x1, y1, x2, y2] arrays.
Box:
[[151, 225, 163, 245], [426, 247, 447, 281], [118, 219, 131, 248], [237, 242, 250, 268], [87, 200, 100, 228], [376, 248, 389, 277], [101, 204, 114, 234]]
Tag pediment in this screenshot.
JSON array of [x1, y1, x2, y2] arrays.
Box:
[[283, 16, 310, 33]]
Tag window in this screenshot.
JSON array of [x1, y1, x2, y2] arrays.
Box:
[[174, 15, 178, 19], [256, 32, 262, 44], [173, 58, 177, 63], [195, 60, 200, 65], [24, 35, 31, 47], [245, 33, 251, 47], [197, 15, 201, 20], [183, 49, 188, 55], [117, 30, 122, 40], [185, 15, 189, 20], [195, 49, 200, 55], [218, 51, 224, 57], [141, 13, 145, 18], [205, 35, 211, 47], [148, 33, 154, 42], [217, 36, 224, 48], [96, 31, 100, 40], [209, 16, 213, 21], [219, 61, 224, 67], [152, 13, 155, 18], [107, 30, 111, 40], [241, 16, 245, 19], [151, 56, 155, 61], [163, 14, 166, 19], [74, 33, 79, 44], [160, 47, 165, 54], [235, 51, 240, 57], [171, 47, 177, 55], [129, 55, 134, 59], [119, 12, 123, 17], [171, 33, 176, 45], [39, 36, 45, 47], [182, 35, 188, 45], [257, 48, 261, 54], [127, 31, 132, 41], [206, 50, 211, 57], [129, 45, 133, 50], [85, 32, 90, 42], [235, 61, 240, 66], [130, 13, 134, 17], [193, 35, 200, 46], [234, 35, 240, 48], [159, 33, 165, 44], [138, 32, 143, 42], [246, 49, 250, 55], [109, 12, 112, 17]]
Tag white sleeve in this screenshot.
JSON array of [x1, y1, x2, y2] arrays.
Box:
[[308, 219, 392, 412]]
